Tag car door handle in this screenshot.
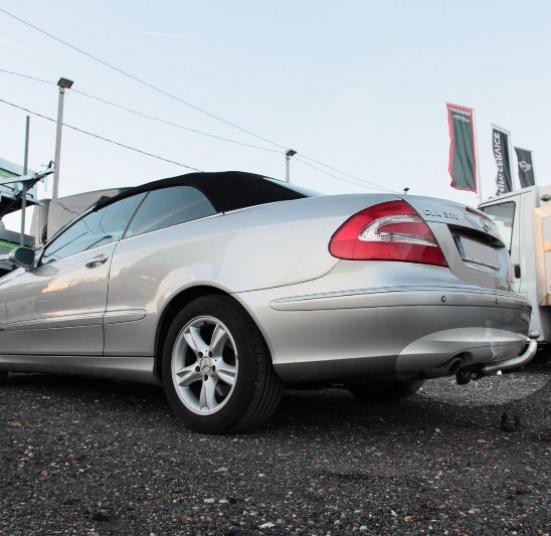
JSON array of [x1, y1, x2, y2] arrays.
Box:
[[85, 255, 109, 268]]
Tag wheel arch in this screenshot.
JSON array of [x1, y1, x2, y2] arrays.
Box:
[[153, 285, 270, 381]]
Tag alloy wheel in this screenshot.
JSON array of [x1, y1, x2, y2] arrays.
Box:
[[171, 315, 238, 415]]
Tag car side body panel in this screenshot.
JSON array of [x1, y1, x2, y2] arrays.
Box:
[[0, 242, 116, 355], [103, 194, 395, 357]]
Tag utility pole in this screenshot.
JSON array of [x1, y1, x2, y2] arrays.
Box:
[[19, 115, 30, 246], [52, 77, 74, 199], [285, 149, 297, 182]]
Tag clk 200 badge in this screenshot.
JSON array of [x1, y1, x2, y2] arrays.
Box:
[[423, 208, 461, 220]]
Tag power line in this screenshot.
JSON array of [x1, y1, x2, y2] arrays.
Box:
[[2, 93, 398, 194], [3, 92, 392, 193], [1, 91, 395, 193], [0, 8, 393, 193], [0, 68, 398, 194], [0, 68, 281, 155], [0, 68, 399, 195], [295, 157, 390, 193], [74, 89, 282, 154], [0, 7, 288, 151], [0, 97, 203, 172], [0, 67, 52, 86], [297, 153, 398, 193]]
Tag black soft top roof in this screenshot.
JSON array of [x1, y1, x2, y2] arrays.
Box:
[[95, 171, 308, 213]]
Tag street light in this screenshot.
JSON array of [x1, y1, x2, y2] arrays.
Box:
[[52, 77, 74, 199], [285, 149, 297, 182], [20, 115, 30, 245]]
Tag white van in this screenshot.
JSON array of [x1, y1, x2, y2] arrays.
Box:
[[479, 186, 551, 346]]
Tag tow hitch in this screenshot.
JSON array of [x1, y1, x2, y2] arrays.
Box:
[[455, 332, 539, 385]]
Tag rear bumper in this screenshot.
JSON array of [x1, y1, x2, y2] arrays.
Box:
[[236, 285, 531, 384]]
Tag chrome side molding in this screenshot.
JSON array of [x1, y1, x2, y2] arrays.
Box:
[[0, 354, 157, 384]]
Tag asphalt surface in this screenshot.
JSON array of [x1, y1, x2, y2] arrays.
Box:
[[2, 369, 551, 535]]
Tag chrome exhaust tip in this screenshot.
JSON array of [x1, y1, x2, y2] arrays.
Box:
[[425, 357, 464, 378]]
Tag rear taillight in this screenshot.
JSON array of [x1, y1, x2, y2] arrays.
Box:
[[329, 199, 448, 266]]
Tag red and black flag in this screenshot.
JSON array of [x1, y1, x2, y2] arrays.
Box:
[[492, 126, 513, 195], [446, 103, 478, 193], [514, 147, 536, 188]]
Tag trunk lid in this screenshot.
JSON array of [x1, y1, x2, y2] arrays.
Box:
[[403, 195, 512, 291]]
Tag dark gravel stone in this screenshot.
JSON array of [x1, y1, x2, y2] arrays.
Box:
[[1, 368, 551, 535], [92, 510, 111, 522]]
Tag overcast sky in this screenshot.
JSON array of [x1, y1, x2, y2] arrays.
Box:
[[1, 0, 550, 231]]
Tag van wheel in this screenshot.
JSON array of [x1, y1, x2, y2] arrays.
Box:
[[0, 371, 8, 385], [162, 295, 283, 434], [346, 379, 424, 403]]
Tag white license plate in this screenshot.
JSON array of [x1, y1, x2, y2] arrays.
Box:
[[454, 235, 500, 270]]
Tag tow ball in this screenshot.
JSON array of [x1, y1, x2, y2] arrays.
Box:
[[455, 332, 539, 386]]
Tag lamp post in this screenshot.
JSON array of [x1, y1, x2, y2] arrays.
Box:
[[285, 149, 297, 182], [52, 77, 74, 199], [20, 115, 30, 245]]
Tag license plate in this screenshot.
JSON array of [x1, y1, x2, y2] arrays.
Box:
[[454, 234, 500, 270]]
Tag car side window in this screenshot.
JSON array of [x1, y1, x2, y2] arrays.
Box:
[[480, 202, 516, 252], [124, 186, 216, 238], [41, 194, 145, 264]]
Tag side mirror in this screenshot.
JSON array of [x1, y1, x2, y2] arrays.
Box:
[[9, 247, 35, 271]]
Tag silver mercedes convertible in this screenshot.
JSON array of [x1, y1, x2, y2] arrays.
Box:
[[0, 172, 535, 433]]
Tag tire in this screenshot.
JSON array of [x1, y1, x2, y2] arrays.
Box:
[[346, 379, 424, 404], [162, 295, 283, 434], [0, 371, 8, 385]]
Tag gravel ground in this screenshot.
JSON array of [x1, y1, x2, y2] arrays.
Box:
[[2, 369, 551, 535]]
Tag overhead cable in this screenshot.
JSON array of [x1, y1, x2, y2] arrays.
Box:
[[0, 10, 393, 193], [0, 68, 280, 154], [0, 97, 203, 172]]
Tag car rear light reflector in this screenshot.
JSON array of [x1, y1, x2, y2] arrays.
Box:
[[329, 199, 448, 266]]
